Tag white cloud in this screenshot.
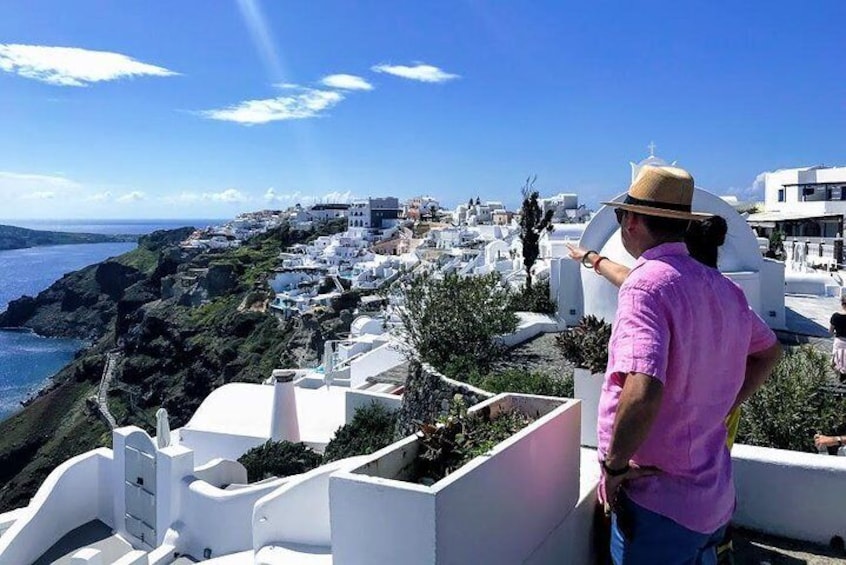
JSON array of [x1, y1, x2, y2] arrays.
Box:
[[371, 63, 459, 83], [0, 171, 82, 204], [0, 170, 80, 189], [264, 189, 354, 205], [87, 191, 113, 202], [0, 44, 178, 87], [165, 189, 249, 204], [320, 73, 373, 91], [201, 88, 344, 125], [116, 191, 146, 203], [204, 188, 248, 203], [725, 171, 768, 201], [20, 191, 56, 200]]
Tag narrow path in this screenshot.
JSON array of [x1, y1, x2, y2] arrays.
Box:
[[97, 350, 121, 430]]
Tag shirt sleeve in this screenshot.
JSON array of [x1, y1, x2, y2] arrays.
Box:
[[747, 307, 778, 355], [608, 285, 671, 383]]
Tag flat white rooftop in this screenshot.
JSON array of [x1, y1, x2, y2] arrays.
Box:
[[183, 383, 348, 446]]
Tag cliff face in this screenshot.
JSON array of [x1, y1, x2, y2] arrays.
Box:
[[0, 228, 194, 340], [0, 221, 353, 512]]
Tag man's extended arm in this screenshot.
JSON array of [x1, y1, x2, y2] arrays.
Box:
[[604, 372, 664, 470], [730, 342, 782, 413]]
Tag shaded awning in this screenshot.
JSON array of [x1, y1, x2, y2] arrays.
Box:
[[745, 211, 843, 226]]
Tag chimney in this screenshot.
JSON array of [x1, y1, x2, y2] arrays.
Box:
[[270, 370, 300, 442]]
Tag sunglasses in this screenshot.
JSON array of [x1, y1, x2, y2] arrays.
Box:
[[615, 208, 626, 225]]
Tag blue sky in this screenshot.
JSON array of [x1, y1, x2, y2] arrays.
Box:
[[0, 1, 844, 219]]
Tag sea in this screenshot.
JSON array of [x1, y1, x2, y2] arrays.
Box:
[[0, 219, 223, 421]]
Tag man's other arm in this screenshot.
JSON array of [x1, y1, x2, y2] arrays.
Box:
[[730, 341, 782, 413]]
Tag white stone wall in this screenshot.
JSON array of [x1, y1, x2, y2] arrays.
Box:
[[732, 444, 846, 545]]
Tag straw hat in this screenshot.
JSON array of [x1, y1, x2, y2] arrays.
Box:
[[603, 165, 712, 221]]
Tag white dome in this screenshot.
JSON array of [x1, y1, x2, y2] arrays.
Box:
[[580, 187, 764, 323]]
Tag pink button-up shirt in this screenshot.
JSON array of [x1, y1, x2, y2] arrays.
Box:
[[597, 242, 777, 534]]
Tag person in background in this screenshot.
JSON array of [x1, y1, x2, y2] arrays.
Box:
[[814, 433, 844, 453], [581, 165, 782, 564], [829, 297, 846, 384]]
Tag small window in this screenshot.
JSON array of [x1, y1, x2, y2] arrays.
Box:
[[777, 189, 785, 202]]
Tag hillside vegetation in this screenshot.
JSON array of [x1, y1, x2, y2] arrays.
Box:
[[0, 220, 351, 511]]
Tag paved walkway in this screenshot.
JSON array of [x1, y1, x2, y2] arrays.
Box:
[[34, 520, 132, 565], [785, 294, 841, 338], [97, 351, 121, 430], [734, 528, 846, 564]]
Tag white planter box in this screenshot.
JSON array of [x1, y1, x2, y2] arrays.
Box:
[[329, 393, 581, 565], [573, 367, 603, 448]]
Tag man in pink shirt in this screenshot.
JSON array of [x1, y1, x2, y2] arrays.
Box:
[[595, 166, 782, 564]]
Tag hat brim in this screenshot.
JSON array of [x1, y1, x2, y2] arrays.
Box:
[[601, 201, 712, 221]]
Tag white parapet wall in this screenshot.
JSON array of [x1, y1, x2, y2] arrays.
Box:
[[252, 456, 369, 554], [732, 444, 846, 545], [349, 342, 406, 390], [179, 428, 268, 468], [0, 448, 114, 565], [498, 312, 563, 348], [178, 476, 289, 560], [344, 389, 403, 424], [0, 508, 27, 538], [330, 394, 581, 565], [525, 447, 601, 565]]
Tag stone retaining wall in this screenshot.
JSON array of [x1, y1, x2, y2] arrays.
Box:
[[395, 361, 493, 437]]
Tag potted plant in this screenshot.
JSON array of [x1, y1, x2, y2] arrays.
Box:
[[329, 392, 581, 565], [555, 315, 611, 448]]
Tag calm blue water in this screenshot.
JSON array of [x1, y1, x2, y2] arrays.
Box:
[[0, 219, 222, 421]]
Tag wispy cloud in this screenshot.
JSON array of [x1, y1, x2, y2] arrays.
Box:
[[264, 187, 354, 205], [166, 189, 249, 204], [320, 73, 373, 91], [204, 188, 248, 203], [0, 44, 177, 87], [116, 191, 146, 203], [201, 88, 344, 125], [0, 170, 81, 189], [87, 191, 113, 202], [20, 191, 56, 200], [0, 171, 82, 203], [371, 63, 459, 83]]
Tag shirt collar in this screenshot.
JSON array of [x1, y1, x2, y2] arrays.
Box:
[[634, 242, 689, 267]]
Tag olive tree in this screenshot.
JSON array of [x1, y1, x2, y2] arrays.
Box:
[[394, 272, 518, 378]]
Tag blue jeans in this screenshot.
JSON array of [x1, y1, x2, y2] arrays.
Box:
[[610, 492, 728, 565]]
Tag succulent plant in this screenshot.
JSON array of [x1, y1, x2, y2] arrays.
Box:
[[555, 315, 612, 374]]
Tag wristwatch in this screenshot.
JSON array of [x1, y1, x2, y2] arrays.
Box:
[[601, 459, 630, 477]]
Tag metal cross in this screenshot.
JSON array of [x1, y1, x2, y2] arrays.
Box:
[[648, 141, 657, 157]]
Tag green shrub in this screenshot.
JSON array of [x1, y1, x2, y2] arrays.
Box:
[[555, 315, 612, 373], [395, 272, 518, 375], [237, 440, 323, 483], [508, 280, 557, 315], [440, 353, 486, 383], [323, 403, 399, 463], [470, 368, 573, 398], [737, 346, 846, 452]]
